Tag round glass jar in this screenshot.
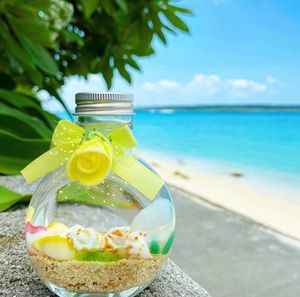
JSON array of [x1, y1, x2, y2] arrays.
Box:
[[25, 93, 175, 297]]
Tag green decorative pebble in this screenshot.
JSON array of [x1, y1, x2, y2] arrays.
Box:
[[75, 250, 123, 262], [149, 240, 161, 254], [162, 231, 175, 255]]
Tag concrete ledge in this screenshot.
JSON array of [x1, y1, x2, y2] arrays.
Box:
[[0, 176, 210, 297]]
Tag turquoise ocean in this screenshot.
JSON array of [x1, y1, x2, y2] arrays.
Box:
[[134, 111, 300, 174], [58, 110, 300, 202], [133, 111, 300, 202]]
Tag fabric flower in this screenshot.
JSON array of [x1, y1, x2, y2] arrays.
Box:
[[67, 138, 112, 186]]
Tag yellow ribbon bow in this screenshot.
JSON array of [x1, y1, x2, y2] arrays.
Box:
[[21, 120, 164, 200]]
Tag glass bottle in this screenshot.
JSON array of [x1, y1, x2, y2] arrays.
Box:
[[25, 92, 175, 297]]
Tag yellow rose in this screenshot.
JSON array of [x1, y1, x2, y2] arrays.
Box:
[[66, 138, 112, 186]]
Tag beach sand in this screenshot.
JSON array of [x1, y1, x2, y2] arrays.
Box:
[[142, 152, 300, 241], [30, 254, 167, 293]]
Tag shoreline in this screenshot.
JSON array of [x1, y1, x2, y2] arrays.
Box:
[[141, 150, 300, 242], [140, 148, 300, 203]]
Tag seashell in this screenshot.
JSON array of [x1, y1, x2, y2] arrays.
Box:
[[104, 226, 130, 250], [47, 221, 68, 235], [33, 236, 76, 260], [131, 198, 175, 245], [126, 231, 152, 259], [63, 225, 104, 251]]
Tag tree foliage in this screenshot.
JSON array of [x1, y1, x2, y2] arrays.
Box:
[[0, 0, 191, 176]]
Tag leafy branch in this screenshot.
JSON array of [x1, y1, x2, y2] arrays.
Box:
[[0, 0, 192, 210]]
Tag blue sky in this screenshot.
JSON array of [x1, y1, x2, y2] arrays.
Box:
[[44, 0, 300, 111]]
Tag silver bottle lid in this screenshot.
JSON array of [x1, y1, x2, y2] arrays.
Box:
[[75, 92, 134, 115]]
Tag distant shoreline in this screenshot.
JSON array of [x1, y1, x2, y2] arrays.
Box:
[[136, 105, 300, 112]]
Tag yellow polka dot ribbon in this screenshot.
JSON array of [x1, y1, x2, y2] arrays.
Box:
[[21, 120, 164, 200]]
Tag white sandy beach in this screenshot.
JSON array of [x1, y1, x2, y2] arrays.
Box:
[[142, 151, 300, 241]]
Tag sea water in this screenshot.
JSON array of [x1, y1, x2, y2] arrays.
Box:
[[57, 110, 300, 202], [133, 111, 300, 202], [133, 111, 300, 174]]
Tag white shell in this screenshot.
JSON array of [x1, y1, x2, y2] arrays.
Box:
[[131, 198, 174, 244], [63, 224, 104, 251], [104, 226, 131, 249], [127, 231, 152, 259]]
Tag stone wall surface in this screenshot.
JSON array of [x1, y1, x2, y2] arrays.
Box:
[[0, 176, 210, 297]]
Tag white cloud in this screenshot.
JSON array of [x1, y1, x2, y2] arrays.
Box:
[[186, 74, 222, 95], [266, 75, 277, 84], [142, 73, 275, 99], [227, 79, 267, 91], [143, 80, 181, 91], [42, 73, 279, 112], [226, 79, 268, 97]]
